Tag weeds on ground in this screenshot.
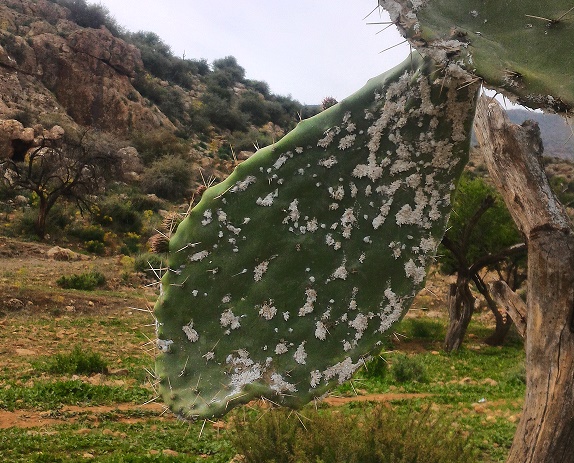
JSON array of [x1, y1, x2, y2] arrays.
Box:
[[231, 404, 478, 463], [56, 271, 106, 290], [0, 380, 151, 411], [34, 346, 108, 375], [392, 354, 429, 383]]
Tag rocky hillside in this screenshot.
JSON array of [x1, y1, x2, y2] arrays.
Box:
[[0, 0, 317, 163], [0, 0, 173, 136]]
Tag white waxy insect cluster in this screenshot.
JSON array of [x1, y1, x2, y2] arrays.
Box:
[[158, 58, 478, 419]]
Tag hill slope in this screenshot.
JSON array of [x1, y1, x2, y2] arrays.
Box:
[[0, 0, 316, 159]]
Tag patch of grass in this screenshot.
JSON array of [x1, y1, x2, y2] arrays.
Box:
[[0, 380, 151, 411], [392, 354, 429, 383], [56, 271, 107, 291], [0, 421, 235, 463], [231, 404, 478, 463], [360, 354, 389, 380], [34, 346, 108, 375]]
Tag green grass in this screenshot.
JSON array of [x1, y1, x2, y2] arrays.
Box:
[[34, 346, 109, 375], [0, 422, 235, 462], [56, 271, 107, 291], [0, 309, 524, 462], [0, 380, 151, 411]]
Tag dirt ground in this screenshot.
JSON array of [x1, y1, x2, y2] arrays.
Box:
[[0, 236, 153, 314], [0, 236, 452, 430]]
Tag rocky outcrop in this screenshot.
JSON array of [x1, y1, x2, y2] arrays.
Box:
[[0, 0, 174, 135], [0, 119, 65, 159]]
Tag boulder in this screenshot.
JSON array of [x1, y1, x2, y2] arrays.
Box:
[[0, 119, 25, 159], [47, 246, 90, 261], [0, 0, 175, 136]]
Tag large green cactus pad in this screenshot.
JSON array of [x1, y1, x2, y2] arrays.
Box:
[[154, 55, 478, 420], [380, 0, 574, 113]]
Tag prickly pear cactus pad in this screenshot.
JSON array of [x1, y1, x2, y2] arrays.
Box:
[[380, 0, 574, 113], [154, 55, 478, 420]]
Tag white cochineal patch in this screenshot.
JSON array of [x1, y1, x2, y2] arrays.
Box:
[[294, 342, 307, 364], [253, 260, 270, 282], [227, 350, 263, 394], [258, 301, 277, 320], [220, 309, 241, 330], [182, 321, 199, 342], [299, 288, 317, 316]]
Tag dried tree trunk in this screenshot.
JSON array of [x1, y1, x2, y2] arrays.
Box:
[[474, 95, 574, 463], [474, 274, 513, 346], [444, 275, 475, 352], [489, 280, 527, 339]]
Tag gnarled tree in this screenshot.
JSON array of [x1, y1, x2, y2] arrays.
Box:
[[0, 129, 121, 239], [440, 174, 526, 351]]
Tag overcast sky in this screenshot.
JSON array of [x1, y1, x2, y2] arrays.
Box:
[[96, 0, 410, 105]]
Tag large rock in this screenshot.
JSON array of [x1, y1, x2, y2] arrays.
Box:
[[47, 246, 90, 261], [0, 119, 30, 159], [0, 119, 66, 160], [68, 28, 141, 77], [0, 0, 175, 135]]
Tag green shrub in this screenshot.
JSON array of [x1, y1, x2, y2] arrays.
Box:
[[56, 271, 106, 291], [121, 232, 142, 255], [97, 198, 143, 234], [68, 224, 106, 243], [410, 319, 444, 339], [134, 253, 165, 275], [85, 239, 105, 255], [52, 0, 123, 36], [231, 405, 477, 463], [397, 318, 445, 340], [131, 129, 187, 166], [37, 346, 108, 376], [392, 354, 429, 383], [129, 194, 165, 212], [140, 156, 192, 202], [361, 355, 389, 380], [229, 128, 274, 153]]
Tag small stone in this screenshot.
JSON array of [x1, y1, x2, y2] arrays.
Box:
[[481, 378, 498, 387], [473, 404, 486, 414], [15, 348, 36, 356]]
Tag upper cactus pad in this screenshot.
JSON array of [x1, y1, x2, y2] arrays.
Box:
[[380, 0, 574, 113], [154, 55, 478, 420]]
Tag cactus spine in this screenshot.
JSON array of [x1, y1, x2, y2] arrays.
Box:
[[154, 54, 479, 420]]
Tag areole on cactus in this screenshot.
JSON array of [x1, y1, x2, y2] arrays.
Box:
[[154, 53, 479, 420]]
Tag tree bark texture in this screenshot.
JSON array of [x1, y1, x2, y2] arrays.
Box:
[[474, 95, 574, 463], [489, 280, 527, 339], [444, 276, 475, 352], [474, 274, 513, 346]]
